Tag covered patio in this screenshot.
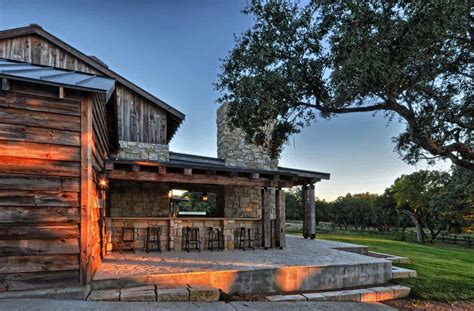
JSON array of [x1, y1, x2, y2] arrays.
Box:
[[93, 236, 392, 294], [103, 152, 330, 253]]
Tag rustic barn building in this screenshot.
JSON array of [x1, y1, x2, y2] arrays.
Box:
[[0, 25, 329, 293]]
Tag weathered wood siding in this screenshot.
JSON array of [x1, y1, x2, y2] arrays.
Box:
[[0, 35, 168, 144], [0, 34, 99, 74], [91, 94, 109, 267], [0, 81, 108, 291], [116, 84, 167, 144], [92, 94, 109, 173], [0, 85, 81, 291]]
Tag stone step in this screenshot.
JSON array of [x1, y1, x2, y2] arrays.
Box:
[[87, 284, 219, 302], [392, 266, 417, 279], [266, 284, 411, 303]]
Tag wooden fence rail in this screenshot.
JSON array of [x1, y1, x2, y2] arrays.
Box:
[[314, 225, 472, 247]]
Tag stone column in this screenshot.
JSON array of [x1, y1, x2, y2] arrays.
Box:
[[308, 184, 316, 239], [262, 187, 273, 249], [275, 188, 286, 249]]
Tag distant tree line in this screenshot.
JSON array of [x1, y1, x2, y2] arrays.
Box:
[[285, 167, 474, 243]]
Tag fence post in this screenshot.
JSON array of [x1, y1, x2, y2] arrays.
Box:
[[453, 235, 457, 244]]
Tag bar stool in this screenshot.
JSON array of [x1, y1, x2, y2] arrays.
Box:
[[238, 227, 255, 251], [120, 227, 136, 253], [184, 227, 201, 253], [146, 226, 161, 253], [207, 227, 224, 252]]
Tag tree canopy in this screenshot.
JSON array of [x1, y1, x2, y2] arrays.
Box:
[[285, 167, 473, 243], [216, 0, 473, 169]]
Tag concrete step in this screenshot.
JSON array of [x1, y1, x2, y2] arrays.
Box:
[[87, 285, 219, 302], [266, 284, 411, 303], [368, 251, 410, 264], [392, 266, 417, 279]]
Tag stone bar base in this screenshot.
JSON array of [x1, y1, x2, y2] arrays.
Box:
[[106, 217, 263, 252]]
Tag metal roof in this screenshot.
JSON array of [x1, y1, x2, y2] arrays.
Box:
[[168, 152, 330, 180], [0, 58, 115, 101]]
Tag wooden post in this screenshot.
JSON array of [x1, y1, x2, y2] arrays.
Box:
[[275, 188, 286, 249], [158, 166, 167, 175], [302, 185, 309, 238], [80, 96, 93, 284], [309, 184, 316, 239], [262, 187, 272, 249]]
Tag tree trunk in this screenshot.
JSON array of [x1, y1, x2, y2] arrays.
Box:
[[407, 212, 425, 243]]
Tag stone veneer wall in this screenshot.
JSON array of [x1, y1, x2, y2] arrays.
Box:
[[224, 186, 262, 219], [217, 104, 278, 170], [109, 181, 170, 217], [112, 140, 169, 161]]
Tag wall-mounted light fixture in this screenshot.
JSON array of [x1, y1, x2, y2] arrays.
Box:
[[98, 173, 109, 191], [201, 192, 209, 202], [97, 172, 109, 202]]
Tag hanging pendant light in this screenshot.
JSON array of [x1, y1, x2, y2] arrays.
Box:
[[201, 192, 209, 202]]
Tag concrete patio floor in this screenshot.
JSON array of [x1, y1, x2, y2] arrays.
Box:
[[92, 237, 392, 294], [0, 299, 397, 311]]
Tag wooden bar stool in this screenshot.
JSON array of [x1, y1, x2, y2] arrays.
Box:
[[184, 227, 201, 253], [120, 227, 136, 253], [146, 226, 161, 253]]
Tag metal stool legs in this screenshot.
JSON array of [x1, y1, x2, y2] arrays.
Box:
[[207, 227, 224, 251], [184, 227, 201, 253], [238, 227, 255, 251], [146, 226, 161, 253]]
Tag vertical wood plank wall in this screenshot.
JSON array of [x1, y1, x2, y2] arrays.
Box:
[[0, 35, 168, 145], [0, 86, 82, 291], [116, 85, 167, 144], [87, 94, 109, 282]]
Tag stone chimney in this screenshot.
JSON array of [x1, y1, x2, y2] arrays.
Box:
[[217, 103, 278, 171]]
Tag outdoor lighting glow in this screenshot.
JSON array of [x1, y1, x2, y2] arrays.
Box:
[[98, 177, 108, 190], [168, 190, 173, 199], [201, 192, 209, 202]]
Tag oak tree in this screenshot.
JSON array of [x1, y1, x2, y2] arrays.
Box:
[[216, 0, 473, 169]]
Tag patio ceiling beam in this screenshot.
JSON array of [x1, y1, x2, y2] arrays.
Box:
[[104, 160, 324, 187], [107, 169, 293, 188]]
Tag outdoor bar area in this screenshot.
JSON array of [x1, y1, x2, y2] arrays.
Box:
[[105, 178, 264, 252], [104, 156, 326, 253]]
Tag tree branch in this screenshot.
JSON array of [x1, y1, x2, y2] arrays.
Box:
[[298, 101, 391, 114]]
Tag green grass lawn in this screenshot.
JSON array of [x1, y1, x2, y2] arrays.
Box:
[[295, 232, 474, 302]]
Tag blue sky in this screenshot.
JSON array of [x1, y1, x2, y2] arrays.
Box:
[[0, 0, 450, 200]]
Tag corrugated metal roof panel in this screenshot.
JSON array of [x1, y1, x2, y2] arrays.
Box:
[[0, 58, 115, 101]]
